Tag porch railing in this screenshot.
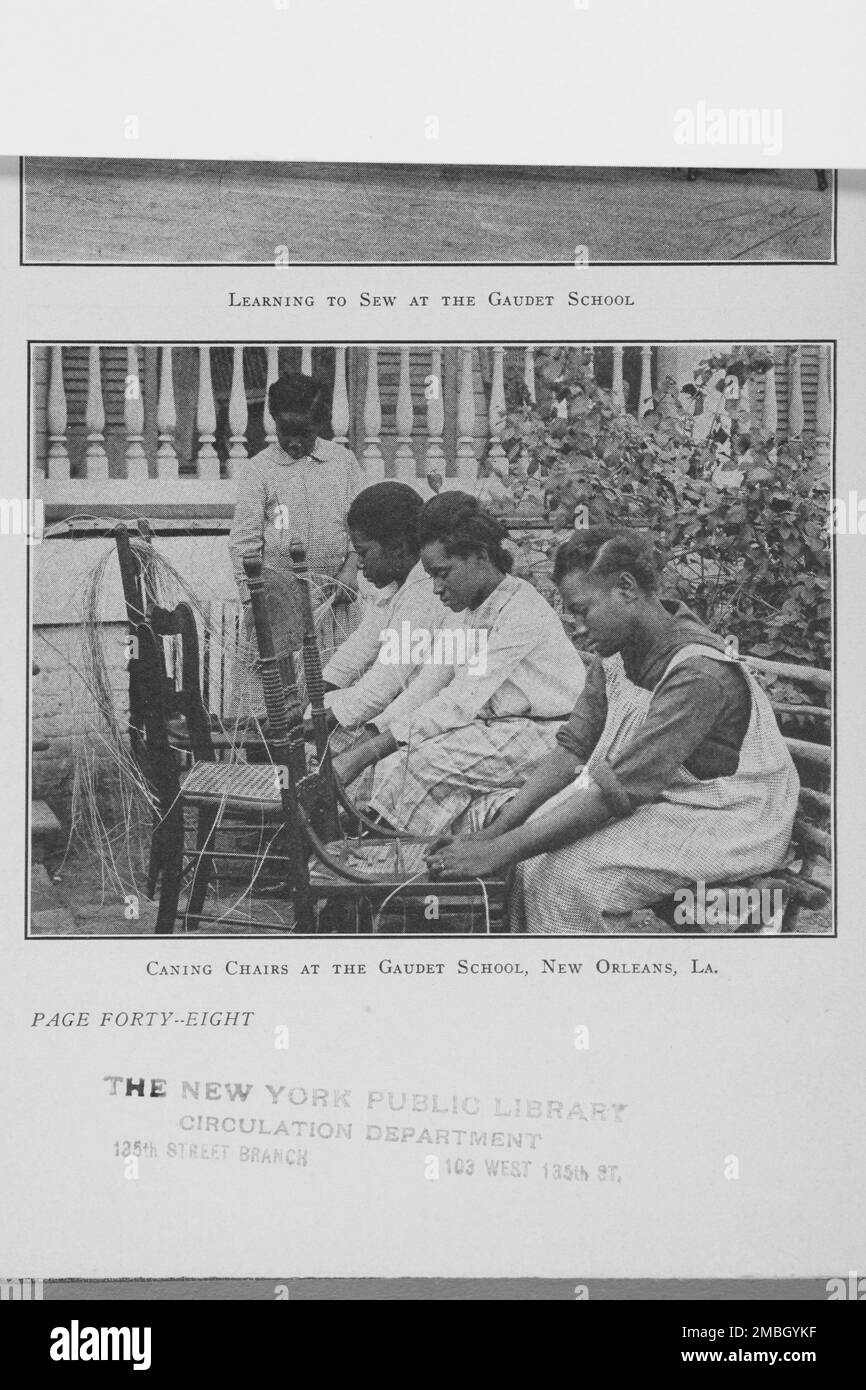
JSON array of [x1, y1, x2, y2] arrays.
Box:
[[34, 342, 833, 519]]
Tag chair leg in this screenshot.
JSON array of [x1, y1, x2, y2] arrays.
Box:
[[354, 897, 373, 933], [292, 881, 316, 933], [146, 805, 165, 899], [184, 807, 219, 928], [154, 805, 184, 935], [309, 893, 365, 934]]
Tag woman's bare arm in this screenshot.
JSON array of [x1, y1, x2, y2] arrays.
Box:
[[426, 743, 583, 856], [493, 781, 610, 860], [431, 778, 611, 880], [485, 743, 583, 834]]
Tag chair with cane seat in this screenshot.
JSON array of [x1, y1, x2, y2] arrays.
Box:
[[241, 549, 509, 933], [133, 600, 297, 933], [116, 521, 270, 919], [115, 525, 217, 913], [287, 537, 517, 929]]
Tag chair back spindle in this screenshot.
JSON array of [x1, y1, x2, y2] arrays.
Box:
[[289, 540, 330, 756], [148, 602, 215, 764], [289, 540, 342, 840], [243, 555, 305, 776], [243, 554, 318, 923], [288, 539, 411, 841]]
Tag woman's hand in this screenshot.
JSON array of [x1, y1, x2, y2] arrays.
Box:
[[426, 835, 513, 880], [426, 811, 508, 859]]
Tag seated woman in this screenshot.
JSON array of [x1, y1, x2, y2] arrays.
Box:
[[330, 492, 586, 837], [320, 481, 446, 736], [426, 526, 800, 933]]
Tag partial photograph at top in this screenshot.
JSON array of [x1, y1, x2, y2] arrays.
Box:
[[21, 159, 835, 265]]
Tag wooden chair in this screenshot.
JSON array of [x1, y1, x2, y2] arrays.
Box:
[[115, 520, 264, 761], [116, 521, 272, 915], [289, 538, 421, 841], [141, 561, 507, 934], [134, 599, 300, 934], [115, 520, 156, 775], [651, 653, 831, 935], [242, 550, 509, 934]]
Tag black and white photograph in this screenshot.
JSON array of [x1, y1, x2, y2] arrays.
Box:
[[29, 339, 833, 938], [21, 159, 836, 265]]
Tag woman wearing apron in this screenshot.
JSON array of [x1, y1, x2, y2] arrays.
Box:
[[427, 526, 800, 934]]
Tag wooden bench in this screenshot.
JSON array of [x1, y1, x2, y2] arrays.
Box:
[[651, 653, 831, 935]]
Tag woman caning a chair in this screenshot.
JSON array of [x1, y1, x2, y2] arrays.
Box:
[[330, 493, 587, 838], [427, 526, 800, 934]]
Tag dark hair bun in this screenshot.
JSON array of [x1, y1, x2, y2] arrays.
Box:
[[419, 491, 513, 572], [552, 525, 660, 593], [347, 481, 423, 548]]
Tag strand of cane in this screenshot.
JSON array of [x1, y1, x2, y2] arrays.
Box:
[[474, 876, 492, 935], [371, 868, 428, 935]]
